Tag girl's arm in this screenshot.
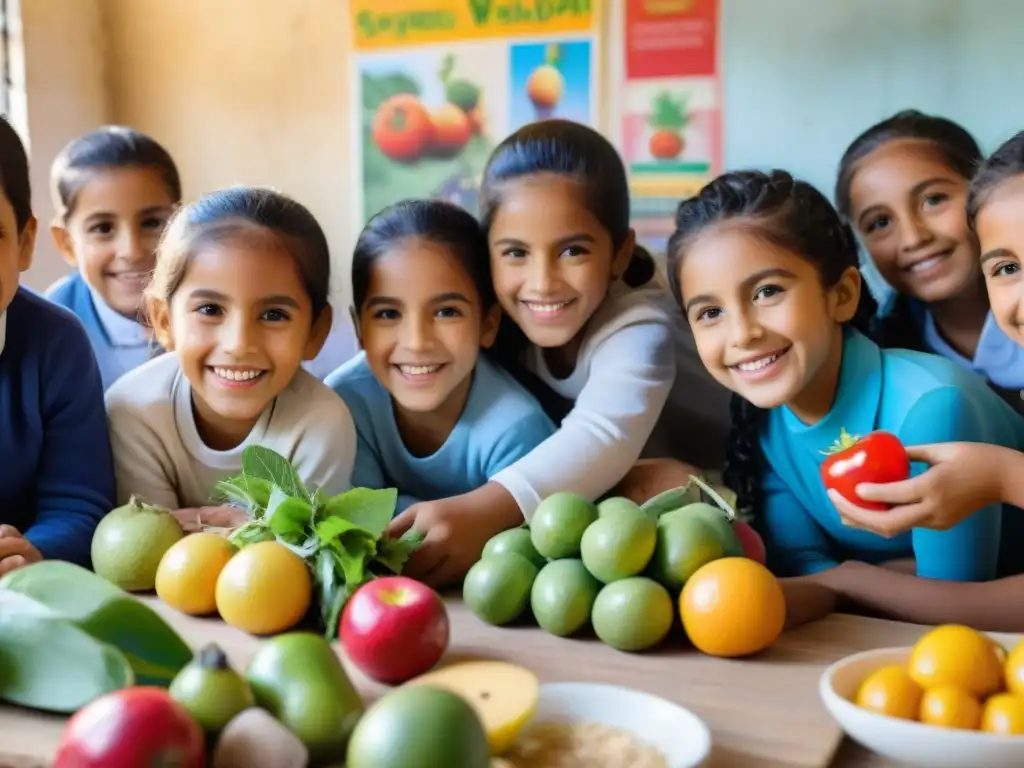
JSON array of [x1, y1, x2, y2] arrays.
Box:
[[27, 325, 116, 566], [818, 561, 1024, 632], [491, 318, 676, 517]]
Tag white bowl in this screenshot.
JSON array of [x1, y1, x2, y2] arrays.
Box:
[[820, 647, 1024, 767], [528, 682, 711, 767]]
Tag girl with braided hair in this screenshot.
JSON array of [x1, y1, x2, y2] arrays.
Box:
[[665, 169, 1024, 625]]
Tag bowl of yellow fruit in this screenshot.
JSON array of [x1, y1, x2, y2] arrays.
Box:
[[820, 625, 1024, 767]]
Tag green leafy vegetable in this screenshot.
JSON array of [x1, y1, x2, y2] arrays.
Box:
[[214, 446, 424, 639]]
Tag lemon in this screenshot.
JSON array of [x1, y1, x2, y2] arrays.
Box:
[[215, 541, 312, 635], [156, 532, 236, 616], [908, 625, 1004, 699]]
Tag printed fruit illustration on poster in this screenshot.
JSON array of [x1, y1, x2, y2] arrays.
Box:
[[526, 43, 565, 119], [820, 429, 911, 510], [648, 91, 690, 161]]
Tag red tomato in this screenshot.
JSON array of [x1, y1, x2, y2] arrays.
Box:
[[54, 687, 206, 768], [371, 94, 433, 163], [820, 429, 910, 511]]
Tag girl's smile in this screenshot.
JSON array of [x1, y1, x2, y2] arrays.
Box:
[[729, 346, 792, 381]]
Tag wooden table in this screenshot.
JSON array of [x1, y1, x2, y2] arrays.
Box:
[[0, 596, 1001, 768]]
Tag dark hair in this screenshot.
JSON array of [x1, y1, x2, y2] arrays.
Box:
[[51, 126, 182, 219], [0, 116, 33, 233], [148, 186, 331, 320], [352, 199, 496, 310], [834, 110, 983, 352], [480, 119, 655, 288], [667, 170, 878, 520], [967, 130, 1024, 230]]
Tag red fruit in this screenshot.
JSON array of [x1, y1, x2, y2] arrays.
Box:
[[371, 94, 434, 163], [649, 130, 684, 160], [734, 520, 766, 565], [340, 576, 449, 685], [429, 102, 473, 157], [820, 428, 910, 511], [54, 687, 205, 768]]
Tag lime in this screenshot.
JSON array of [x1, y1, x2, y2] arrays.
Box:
[[529, 493, 598, 560], [651, 515, 724, 591], [597, 497, 643, 519], [580, 509, 656, 583], [462, 553, 538, 626], [482, 528, 546, 569], [530, 559, 600, 637], [661, 502, 743, 557], [591, 577, 674, 652]]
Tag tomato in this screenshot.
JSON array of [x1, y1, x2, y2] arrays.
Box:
[[649, 130, 684, 160], [371, 94, 433, 163], [820, 429, 910, 511], [54, 687, 206, 768]]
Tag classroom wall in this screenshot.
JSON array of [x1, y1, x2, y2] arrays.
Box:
[[17, 0, 1024, 306]]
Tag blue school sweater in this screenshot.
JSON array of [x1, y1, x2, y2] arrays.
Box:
[[326, 353, 555, 514], [0, 288, 116, 565], [760, 328, 1024, 582]]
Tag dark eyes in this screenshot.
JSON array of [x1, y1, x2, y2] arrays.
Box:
[[865, 215, 891, 234], [371, 307, 463, 320], [992, 262, 1021, 278], [194, 304, 290, 322], [501, 245, 589, 259], [693, 284, 784, 323], [88, 222, 115, 235], [923, 193, 948, 208]]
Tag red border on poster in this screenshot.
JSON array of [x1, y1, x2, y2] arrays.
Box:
[[625, 0, 718, 79]]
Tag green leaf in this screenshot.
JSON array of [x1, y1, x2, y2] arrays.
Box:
[[689, 474, 737, 522], [315, 515, 365, 545], [228, 520, 275, 547], [373, 529, 425, 573], [323, 488, 398, 539], [267, 493, 314, 540], [241, 446, 308, 500], [213, 475, 274, 516], [334, 538, 372, 586], [323, 580, 357, 641]]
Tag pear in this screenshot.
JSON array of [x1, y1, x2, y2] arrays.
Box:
[[169, 643, 254, 734], [90, 496, 183, 591]]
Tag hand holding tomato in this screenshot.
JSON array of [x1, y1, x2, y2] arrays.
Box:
[[827, 442, 1012, 538], [820, 429, 910, 511]]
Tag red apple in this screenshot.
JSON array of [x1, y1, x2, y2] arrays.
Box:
[[54, 687, 205, 768], [340, 576, 450, 685], [734, 520, 767, 565]]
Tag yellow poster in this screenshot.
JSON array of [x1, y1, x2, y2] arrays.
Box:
[[349, 1, 601, 224]]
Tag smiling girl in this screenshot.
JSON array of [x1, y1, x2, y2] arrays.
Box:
[[836, 110, 1024, 406], [666, 169, 1024, 625], [327, 199, 554, 514], [105, 186, 357, 515]]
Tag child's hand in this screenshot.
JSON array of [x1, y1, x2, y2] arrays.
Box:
[[387, 483, 525, 589], [779, 576, 837, 630], [826, 442, 1008, 538], [0, 525, 42, 575], [172, 505, 250, 534]]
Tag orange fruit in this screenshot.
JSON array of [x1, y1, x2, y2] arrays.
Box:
[[155, 532, 237, 615], [855, 665, 923, 720], [919, 686, 982, 730], [679, 557, 785, 657], [215, 541, 312, 635], [982, 693, 1024, 734], [1004, 641, 1024, 695], [908, 625, 1004, 699]]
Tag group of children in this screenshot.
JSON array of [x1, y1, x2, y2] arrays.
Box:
[[4, 107, 1024, 631]]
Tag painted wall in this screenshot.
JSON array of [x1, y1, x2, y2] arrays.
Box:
[[17, 0, 1024, 306]]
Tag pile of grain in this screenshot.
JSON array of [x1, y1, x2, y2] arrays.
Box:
[[493, 721, 669, 768]]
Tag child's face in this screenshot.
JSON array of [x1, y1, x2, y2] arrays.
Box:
[[677, 225, 860, 421], [975, 173, 1024, 347], [150, 231, 330, 446], [488, 174, 632, 350], [0, 192, 35, 316], [358, 237, 499, 416], [52, 167, 176, 318], [847, 139, 976, 304]]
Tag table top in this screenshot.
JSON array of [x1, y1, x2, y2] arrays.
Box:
[[0, 594, 985, 768]]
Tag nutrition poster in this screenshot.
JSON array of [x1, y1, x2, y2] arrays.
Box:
[[349, 1, 602, 226], [612, 0, 723, 256]]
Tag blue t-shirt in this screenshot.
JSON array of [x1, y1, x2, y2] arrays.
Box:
[[326, 353, 555, 514], [759, 328, 1024, 582], [0, 287, 116, 566]]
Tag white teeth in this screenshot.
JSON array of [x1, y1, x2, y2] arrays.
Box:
[[399, 364, 441, 375], [213, 368, 263, 381], [736, 354, 778, 372], [526, 301, 570, 313], [910, 255, 945, 273]]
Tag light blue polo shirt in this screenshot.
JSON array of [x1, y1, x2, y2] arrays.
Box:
[[922, 310, 1024, 391], [759, 328, 1024, 582]]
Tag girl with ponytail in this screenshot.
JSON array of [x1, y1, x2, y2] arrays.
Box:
[[665, 169, 1024, 625]]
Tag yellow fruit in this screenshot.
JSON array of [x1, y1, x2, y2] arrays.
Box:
[[404, 661, 539, 754], [679, 557, 785, 658], [855, 665, 922, 720], [919, 686, 982, 730], [982, 693, 1024, 734], [1004, 640, 1024, 695], [215, 541, 311, 635], [908, 625, 1004, 699], [155, 532, 237, 615]]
